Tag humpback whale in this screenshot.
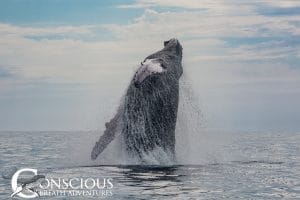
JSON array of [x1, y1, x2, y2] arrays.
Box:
[[91, 38, 183, 162]]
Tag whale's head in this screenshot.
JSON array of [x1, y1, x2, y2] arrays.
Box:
[[163, 38, 183, 60], [133, 38, 183, 88]]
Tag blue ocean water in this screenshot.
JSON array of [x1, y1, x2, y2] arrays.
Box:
[[0, 131, 299, 199]]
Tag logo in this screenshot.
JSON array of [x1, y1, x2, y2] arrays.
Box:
[[11, 168, 43, 198], [10, 168, 113, 199]]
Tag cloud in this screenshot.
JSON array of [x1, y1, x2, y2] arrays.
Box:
[[104, 7, 300, 67], [118, 0, 251, 12], [1, 1, 300, 89], [0, 1, 299, 89], [120, 0, 300, 9], [226, 41, 298, 61], [0, 23, 164, 89], [0, 23, 93, 38], [106, 7, 300, 44], [0, 1, 300, 131], [264, 0, 300, 8]]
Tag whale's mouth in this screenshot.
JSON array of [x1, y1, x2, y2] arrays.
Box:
[[134, 58, 165, 88]]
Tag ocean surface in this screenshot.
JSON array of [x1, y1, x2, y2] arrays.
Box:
[[0, 131, 300, 199]]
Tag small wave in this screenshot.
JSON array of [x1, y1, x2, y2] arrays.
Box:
[[231, 160, 284, 165]]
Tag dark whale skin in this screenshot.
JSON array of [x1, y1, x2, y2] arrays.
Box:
[[123, 39, 183, 160], [91, 39, 183, 161]]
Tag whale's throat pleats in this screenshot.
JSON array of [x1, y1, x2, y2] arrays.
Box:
[[122, 80, 179, 162]]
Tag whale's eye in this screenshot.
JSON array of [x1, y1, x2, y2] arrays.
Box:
[[161, 63, 166, 69]]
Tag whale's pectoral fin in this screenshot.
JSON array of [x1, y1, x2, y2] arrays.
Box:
[[91, 111, 122, 160]]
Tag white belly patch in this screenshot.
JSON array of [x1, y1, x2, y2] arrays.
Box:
[[134, 59, 165, 84]]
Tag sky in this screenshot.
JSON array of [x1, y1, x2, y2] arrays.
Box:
[[0, 0, 300, 131]]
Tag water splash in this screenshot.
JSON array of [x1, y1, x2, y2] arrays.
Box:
[[68, 73, 232, 166], [176, 74, 234, 165]]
